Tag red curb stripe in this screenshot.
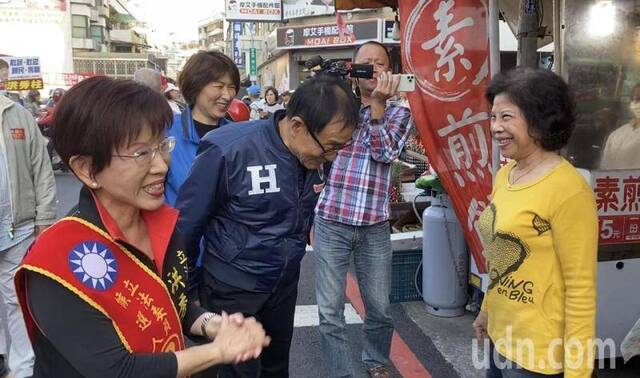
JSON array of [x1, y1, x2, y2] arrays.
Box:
[[346, 272, 432, 378]]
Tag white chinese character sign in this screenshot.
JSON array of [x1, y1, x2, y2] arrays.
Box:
[[400, 0, 492, 275], [226, 0, 282, 22]]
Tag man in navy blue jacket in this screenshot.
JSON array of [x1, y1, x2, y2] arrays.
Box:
[[176, 75, 359, 377]]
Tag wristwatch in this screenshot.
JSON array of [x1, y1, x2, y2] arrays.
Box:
[[201, 312, 219, 340]]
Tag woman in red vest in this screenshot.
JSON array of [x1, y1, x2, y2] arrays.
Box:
[[15, 76, 269, 377]]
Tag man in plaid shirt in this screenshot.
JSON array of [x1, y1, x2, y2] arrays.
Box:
[[313, 41, 413, 378]]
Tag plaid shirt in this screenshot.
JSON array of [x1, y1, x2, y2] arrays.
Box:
[[316, 103, 413, 226]]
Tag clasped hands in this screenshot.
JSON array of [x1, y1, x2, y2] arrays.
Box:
[[206, 311, 271, 364]]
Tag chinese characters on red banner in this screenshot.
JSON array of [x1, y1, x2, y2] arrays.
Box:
[[593, 171, 640, 244], [400, 0, 492, 273]]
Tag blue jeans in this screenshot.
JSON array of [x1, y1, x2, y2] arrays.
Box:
[[313, 216, 393, 378]]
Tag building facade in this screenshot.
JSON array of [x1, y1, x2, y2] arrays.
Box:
[[199, 18, 225, 52], [69, 0, 109, 52]]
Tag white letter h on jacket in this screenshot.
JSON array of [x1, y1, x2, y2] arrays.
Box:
[[247, 164, 281, 195]]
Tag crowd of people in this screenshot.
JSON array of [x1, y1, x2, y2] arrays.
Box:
[[0, 41, 601, 378]]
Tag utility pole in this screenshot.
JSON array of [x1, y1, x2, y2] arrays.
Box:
[[517, 0, 540, 68]]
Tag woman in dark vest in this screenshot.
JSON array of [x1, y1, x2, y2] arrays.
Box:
[[15, 76, 269, 378]]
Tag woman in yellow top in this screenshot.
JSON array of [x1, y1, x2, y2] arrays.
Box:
[[473, 67, 598, 378]]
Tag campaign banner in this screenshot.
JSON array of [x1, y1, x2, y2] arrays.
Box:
[[1, 56, 43, 91], [399, 0, 492, 274], [283, 0, 334, 20], [592, 170, 640, 245], [276, 19, 380, 49], [225, 0, 282, 22], [2, 78, 43, 91]]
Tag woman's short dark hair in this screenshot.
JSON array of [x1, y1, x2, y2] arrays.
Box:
[[178, 51, 240, 106], [264, 86, 279, 102], [485, 67, 575, 151], [53, 76, 173, 175], [286, 74, 359, 134]]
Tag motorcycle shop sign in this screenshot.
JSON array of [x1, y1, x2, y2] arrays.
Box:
[[276, 19, 380, 49], [225, 0, 282, 22]]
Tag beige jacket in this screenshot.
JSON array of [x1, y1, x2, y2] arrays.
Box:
[[0, 95, 56, 229]]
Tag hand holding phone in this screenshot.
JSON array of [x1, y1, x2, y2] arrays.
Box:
[[397, 74, 416, 92]]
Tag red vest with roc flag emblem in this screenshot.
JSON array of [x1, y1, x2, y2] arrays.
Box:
[[15, 216, 185, 354]]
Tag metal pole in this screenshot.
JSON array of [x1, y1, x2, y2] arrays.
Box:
[[517, 0, 539, 68], [489, 0, 501, 176], [552, 0, 562, 75]]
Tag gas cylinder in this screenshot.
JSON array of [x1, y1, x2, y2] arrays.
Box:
[[422, 194, 468, 317]]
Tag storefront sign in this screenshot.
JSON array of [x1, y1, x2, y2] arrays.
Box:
[[225, 0, 282, 22], [592, 170, 640, 244], [400, 0, 492, 273], [232, 22, 245, 68], [276, 19, 380, 49], [283, 0, 335, 20]]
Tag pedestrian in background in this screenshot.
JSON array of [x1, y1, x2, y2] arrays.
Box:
[[133, 67, 162, 93], [258, 87, 284, 119], [281, 90, 293, 108], [473, 67, 598, 378], [247, 85, 262, 120], [23, 90, 42, 119], [164, 83, 184, 114], [0, 84, 56, 378]]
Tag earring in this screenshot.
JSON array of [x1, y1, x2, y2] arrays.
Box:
[[91, 182, 98, 188]]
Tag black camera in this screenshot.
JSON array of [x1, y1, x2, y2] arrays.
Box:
[[304, 55, 373, 79]]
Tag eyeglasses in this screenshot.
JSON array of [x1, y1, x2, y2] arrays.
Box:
[[113, 136, 176, 164], [308, 130, 353, 156]]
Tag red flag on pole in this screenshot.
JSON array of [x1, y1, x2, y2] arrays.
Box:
[[399, 0, 493, 277]]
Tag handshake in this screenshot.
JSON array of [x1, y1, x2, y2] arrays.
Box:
[[205, 311, 271, 365]]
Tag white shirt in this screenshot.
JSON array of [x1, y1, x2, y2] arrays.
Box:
[[600, 122, 640, 170]]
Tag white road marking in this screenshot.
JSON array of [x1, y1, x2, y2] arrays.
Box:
[[294, 304, 363, 328]]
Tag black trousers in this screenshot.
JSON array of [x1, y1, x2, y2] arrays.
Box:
[[199, 271, 300, 378]]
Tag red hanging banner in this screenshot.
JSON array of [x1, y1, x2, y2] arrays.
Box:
[[399, 0, 492, 274]]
